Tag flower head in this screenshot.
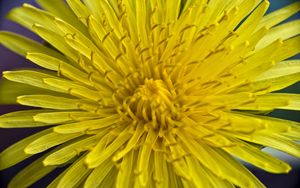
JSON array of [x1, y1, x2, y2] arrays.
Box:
[[1, 0, 300, 187]]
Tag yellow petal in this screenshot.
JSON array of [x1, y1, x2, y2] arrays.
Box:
[[201, 164, 235, 188], [0, 78, 55, 104], [86, 15, 133, 74], [27, 53, 94, 87], [65, 0, 90, 25], [235, 94, 289, 111], [43, 78, 103, 101], [3, 70, 66, 93], [0, 110, 51, 128], [34, 111, 98, 124], [116, 151, 135, 188], [270, 36, 300, 62], [153, 149, 169, 188], [235, 71, 300, 94], [113, 122, 144, 161], [185, 156, 213, 188], [232, 39, 282, 78], [224, 139, 291, 173], [81, 0, 103, 21], [177, 131, 264, 188], [8, 153, 56, 188], [163, 132, 190, 180], [96, 167, 117, 188], [231, 0, 269, 46], [256, 60, 300, 81], [62, 33, 123, 84], [32, 24, 78, 61], [218, 111, 292, 133], [180, 0, 256, 65], [43, 133, 105, 165], [17, 95, 82, 110], [7, 4, 60, 34], [0, 128, 51, 170], [231, 28, 300, 82], [85, 130, 131, 168], [167, 162, 184, 188], [46, 170, 67, 188], [0, 31, 64, 59], [244, 93, 300, 111], [98, 0, 123, 39], [136, 129, 158, 187], [57, 154, 91, 188], [24, 131, 82, 154], [84, 159, 114, 188], [256, 20, 300, 49], [224, 131, 300, 158], [54, 114, 120, 134], [36, 0, 88, 34], [54, 17, 98, 53], [214, 148, 266, 188], [258, 1, 300, 29], [202, 111, 264, 133], [283, 125, 300, 140]]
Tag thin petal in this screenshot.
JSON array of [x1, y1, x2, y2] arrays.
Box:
[[258, 1, 300, 29], [256, 20, 300, 49], [113, 123, 144, 161], [0, 78, 56, 105], [167, 162, 184, 188], [97, 167, 117, 188], [34, 111, 98, 124], [115, 151, 136, 188], [136, 129, 158, 187], [0, 31, 65, 60], [32, 24, 78, 61], [65, 0, 91, 25], [53, 114, 120, 134], [223, 131, 300, 158], [57, 154, 91, 188], [3, 70, 66, 93], [153, 150, 169, 188], [43, 131, 106, 165], [177, 131, 264, 188], [24, 131, 82, 154], [84, 159, 114, 188], [46, 170, 67, 188], [36, 0, 88, 34], [85, 130, 131, 168], [224, 139, 291, 173], [8, 153, 56, 188], [7, 4, 61, 33], [235, 72, 300, 94], [17, 95, 82, 110], [256, 60, 300, 81], [240, 93, 300, 111], [0, 110, 51, 128], [43, 78, 103, 101], [26, 53, 94, 88], [185, 156, 213, 188], [0, 128, 52, 170]]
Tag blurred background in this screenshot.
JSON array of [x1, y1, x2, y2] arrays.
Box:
[[0, 0, 300, 187]]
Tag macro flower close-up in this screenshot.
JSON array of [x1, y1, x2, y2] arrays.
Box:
[[1, 0, 300, 187]]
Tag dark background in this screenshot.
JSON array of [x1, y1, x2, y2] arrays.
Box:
[[0, 0, 300, 187]]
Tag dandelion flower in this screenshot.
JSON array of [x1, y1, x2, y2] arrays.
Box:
[[1, 0, 300, 187]]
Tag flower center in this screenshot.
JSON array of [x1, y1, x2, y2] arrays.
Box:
[[116, 77, 181, 130]]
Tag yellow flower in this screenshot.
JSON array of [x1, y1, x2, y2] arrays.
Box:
[[1, 0, 300, 187]]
